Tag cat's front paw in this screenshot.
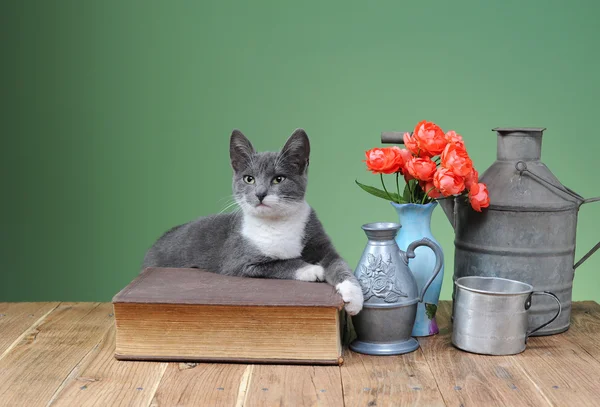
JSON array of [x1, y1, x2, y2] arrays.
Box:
[[336, 280, 364, 316], [295, 264, 325, 282]]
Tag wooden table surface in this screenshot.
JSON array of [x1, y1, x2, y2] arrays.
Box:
[[1, 301, 599, 406]]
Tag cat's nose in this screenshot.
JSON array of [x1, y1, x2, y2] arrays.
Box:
[[256, 191, 267, 202]]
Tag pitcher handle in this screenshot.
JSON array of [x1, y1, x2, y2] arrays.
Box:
[[525, 291, 562, 340], [406, 238, 444, 302]]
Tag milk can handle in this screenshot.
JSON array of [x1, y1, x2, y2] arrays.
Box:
[[406, 238, 444, 303], [574, 242, 600, 270], [516, 161, 600, 270], [525, 291, 562, 339], [515, 161, 589, 202], [381, 131, 409, 144]]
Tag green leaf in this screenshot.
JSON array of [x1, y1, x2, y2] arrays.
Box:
[[403, 184, 411, 202], [355, 180, 405, 203], [425, 303, 438, 319], [413, 182, 424, 202]]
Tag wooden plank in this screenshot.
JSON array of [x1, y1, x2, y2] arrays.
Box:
[[244, 365, 344, 407], [513, 317, 600, 407], [570, 301, 600, 322], [0, 302, 59, 356], [341, 348, 445, 407], [49, 325, 167, 407], [0, 303, 114, 407], [150, 362, 248, 407], [418, 302, 550, 407], [562, 301, 600, 363], [0, 301, 596, 407]]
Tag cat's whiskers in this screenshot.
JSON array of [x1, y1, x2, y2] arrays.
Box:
[[218, 202, 240, 214], [218, 195, 237, 206], [217, 194, 237, 205], [228, 206, 243, 218], [218, 195, 241, 214]]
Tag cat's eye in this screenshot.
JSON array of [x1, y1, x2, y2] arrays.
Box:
[[243, 175, 255, 184], [272, 175, 286, 184]]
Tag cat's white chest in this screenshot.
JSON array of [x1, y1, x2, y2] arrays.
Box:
[[242, 205, 311, 259]]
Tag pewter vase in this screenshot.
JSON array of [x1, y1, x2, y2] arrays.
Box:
[[350, 222, 443, 355]]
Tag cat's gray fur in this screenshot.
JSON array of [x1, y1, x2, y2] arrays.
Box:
[[142, 129, 364, 315]]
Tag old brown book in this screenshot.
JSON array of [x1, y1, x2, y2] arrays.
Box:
[[112, 267, 345, 365]]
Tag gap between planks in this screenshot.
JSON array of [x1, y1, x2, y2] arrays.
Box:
[[45, 336, 102, 406], [0, 302, 61, 362], [0, 302, 116, 407], [42, 303, 116, 406], [45, 308, 168, 407], [338, 365, 346, 407], [44, 304, 112, 406], [417, 341, 451, 407], [45, 329, 168, 407]]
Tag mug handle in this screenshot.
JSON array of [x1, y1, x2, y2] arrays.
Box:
[[525, 291, 562, 340], [406, 237, 444, 303]]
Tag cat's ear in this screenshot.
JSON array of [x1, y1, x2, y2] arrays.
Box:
[[280, 128, 310, 174], [230, 129, 255, 172]]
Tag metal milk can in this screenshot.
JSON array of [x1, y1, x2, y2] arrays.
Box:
[[452, 276, 562, 355], [350, 222, 443, 355], [381, 127, 599, 336], [441, 128, 600, 335]]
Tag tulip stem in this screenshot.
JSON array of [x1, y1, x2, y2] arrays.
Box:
[[395, 173, 400, 200], [380, 173, 394, 202], [422, 187, 436, 204], [409, 179, 416, 203]]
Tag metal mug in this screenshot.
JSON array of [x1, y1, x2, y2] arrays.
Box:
[[452, 276, 562, 355]]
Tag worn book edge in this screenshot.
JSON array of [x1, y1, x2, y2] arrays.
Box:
[[112, 267, 153, 302], [112, 267, 345, 309]]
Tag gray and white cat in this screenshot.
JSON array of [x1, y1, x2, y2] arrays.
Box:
[[142, 129, 364, 315]]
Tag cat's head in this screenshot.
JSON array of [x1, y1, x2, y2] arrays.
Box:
[[229, 129, 310, 218]]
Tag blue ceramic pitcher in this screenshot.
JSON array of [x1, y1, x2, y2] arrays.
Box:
[[392, 201, 444, 336]]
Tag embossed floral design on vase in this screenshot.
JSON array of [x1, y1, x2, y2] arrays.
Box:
[[358, 253, 407, 303]]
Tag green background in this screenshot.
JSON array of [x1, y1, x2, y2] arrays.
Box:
[[2, 0, 599, 302]]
